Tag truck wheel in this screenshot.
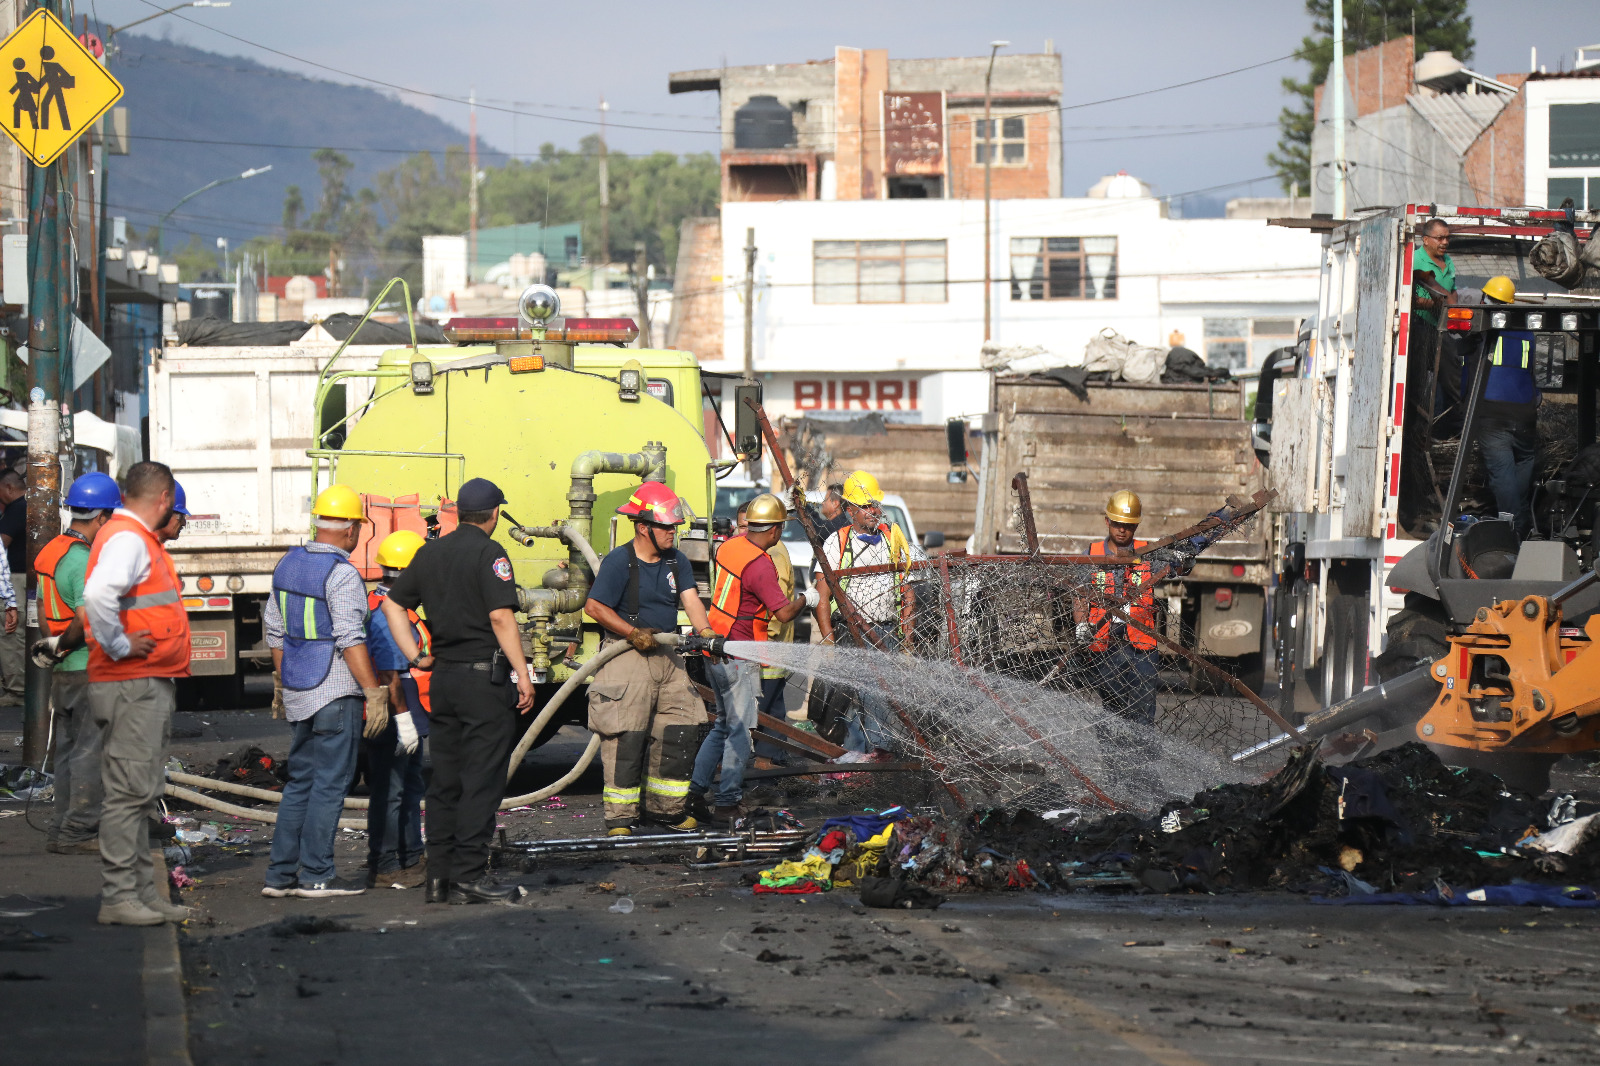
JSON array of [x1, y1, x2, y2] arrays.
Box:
[[1375, 594, 1450, 681], [1311, 561, 1370, 708]]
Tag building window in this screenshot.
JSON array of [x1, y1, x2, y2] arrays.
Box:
[[974, 116, 1027, 165], [1249, 318, 1298, 367], [1009, 238, 1117, 300], [814, 240, 947, 304], [1549, 103, 1600, 168], [1548, 176, 1600, 210], [1204, 318, 1248, 371]]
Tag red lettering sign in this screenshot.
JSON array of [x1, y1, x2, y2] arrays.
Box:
[[795, 380, 823, 410], [842, 381, 871, 409], [875, 380, 903, 409]]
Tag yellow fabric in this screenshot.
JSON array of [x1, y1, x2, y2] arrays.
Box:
[[841, 470, 883, 505], [312, 484, 365, 520], [763, 539, 794, 679], [760, 854, 835, 884], [886, 522, 911, 573], [375, 530, 425, 569]]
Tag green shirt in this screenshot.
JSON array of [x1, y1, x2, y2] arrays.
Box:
[[53, 541, 90, 673], [1412, 245, 1456, 326]]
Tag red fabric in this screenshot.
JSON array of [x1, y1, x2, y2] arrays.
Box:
[[728, 550, 787, 642], [753, 881, 824, 895]]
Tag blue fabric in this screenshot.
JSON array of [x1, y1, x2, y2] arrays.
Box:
[[1483, 331, 1538, 405], [820, 809, 906, 839], [1478, 416, 1538, 537], [265, 696, 363, 887], [399, 674, 429, 737], [1319, 883, 1599, 907], [840, 621, 901, 753], [364, 598, 410, 671], [589, 545, 697, 631], [366, 724, 426, 873], [274, 546, 342, 691], [693, 658, 763, 807]]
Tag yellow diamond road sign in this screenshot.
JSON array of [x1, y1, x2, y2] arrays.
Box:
[[0, 9, 122, 167]]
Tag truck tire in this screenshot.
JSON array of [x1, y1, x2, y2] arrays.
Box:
[[1374, 593, 1450, 682], [1311, 561, 1370, 708]]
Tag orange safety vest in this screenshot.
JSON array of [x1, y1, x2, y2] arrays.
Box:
[[85, 514, 191, 681], [708, 535, 772, 641], [1088, 538, 1157, 652], [34, 530, 90, 636], [368, 587, 432, 713]]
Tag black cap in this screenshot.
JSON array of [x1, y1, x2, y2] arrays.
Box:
[[457, 477, 507, 511]]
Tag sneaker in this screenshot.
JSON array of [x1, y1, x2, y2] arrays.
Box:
[[260, 883, 297, 898], [646, 815, 699, 833], [48, 837, 100, 855], [97, 900, 165, 926], [140, 896, 194, 922], [295, 877, 366, 898]]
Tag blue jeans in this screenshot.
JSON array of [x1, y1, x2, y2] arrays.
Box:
[[266, 697, 362, 887], [1477, 416, 1538, 538], [692, 659, 762, 807], [840, 621, 900, 754], [365, 722, 427, 873]]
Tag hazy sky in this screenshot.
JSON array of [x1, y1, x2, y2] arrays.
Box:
[[99, 0, 1597, 204]]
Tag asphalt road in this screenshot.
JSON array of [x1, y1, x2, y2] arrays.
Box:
[[9, 706, 1600, 1064]]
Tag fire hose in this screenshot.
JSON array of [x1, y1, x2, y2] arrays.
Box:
[[162, 634, 689, 822]]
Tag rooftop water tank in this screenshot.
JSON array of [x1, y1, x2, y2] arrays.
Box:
[[734, 95, 796, 150]]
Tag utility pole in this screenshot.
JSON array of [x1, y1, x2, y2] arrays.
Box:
[[598, 97, 610, 277], [982, 41, 1008, 342], [633, 241, 650, 349], [1331, 0, 1347, 218], [742, 227, 756, 384], [469, 88, 479, 283], [21, 65, 70, 771]]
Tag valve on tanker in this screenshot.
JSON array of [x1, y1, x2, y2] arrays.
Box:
[[518, 284, 560, 326]]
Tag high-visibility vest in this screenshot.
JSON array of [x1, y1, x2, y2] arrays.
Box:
[[368, 587, 432, 713], [832, 524, 909, 610], [708, 535, 772, 641], [85, 514, 191, 681], [34, 530, 89, 637], [1484, 332, 1538, 406], [1088, 538, 1157, 652]]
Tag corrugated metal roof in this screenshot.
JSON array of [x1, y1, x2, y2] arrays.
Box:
[[1408, 92, 1508, 155]]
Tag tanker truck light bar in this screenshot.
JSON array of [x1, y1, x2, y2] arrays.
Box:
[[508, 355, 545, 373], [1490, 311, 1509, 329], [410, 360, 434, 395], [555, 318, 639, 344], [1526, 312, 1544, 330], [1446, 307, 1475, 331], [1563, 313, 1580, 331]]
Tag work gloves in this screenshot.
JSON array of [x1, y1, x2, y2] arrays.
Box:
[[1075, 622, 1094, 644], [271, 669, 285, 719], [30, 635, 66, 669], [801, 586, 821, 609], [362, 686, 390, 739], [627, 627, 660, 653], [394, 707, 420, 755]]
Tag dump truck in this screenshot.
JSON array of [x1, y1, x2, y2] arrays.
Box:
[[150, 295, 758, 707], [1262, 204, 1600, 720], [968, 373, 1271, 687]]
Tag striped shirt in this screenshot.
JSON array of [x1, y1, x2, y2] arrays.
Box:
[[264, 542, 368, 722]]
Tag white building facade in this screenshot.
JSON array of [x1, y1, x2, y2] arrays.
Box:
[[709, 197, 1323, 425]]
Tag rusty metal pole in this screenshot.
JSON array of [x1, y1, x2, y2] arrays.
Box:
[[1012, 471, 1040, 554]]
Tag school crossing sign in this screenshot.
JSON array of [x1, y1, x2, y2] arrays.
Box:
[[0, 9, 122, 167]]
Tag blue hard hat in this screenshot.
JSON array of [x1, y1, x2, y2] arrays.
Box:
[[172, 481, 190, 516], [63, 472, 122, 511]]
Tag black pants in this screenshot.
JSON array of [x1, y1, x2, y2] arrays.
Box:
[[426, 664, 515, 882]]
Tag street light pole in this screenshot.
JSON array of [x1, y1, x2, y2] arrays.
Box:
[[157, 165, 271, 252], [983, 41, 1008, 343], [105, 0, 231, 46]]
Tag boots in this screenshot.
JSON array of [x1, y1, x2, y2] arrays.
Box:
[[450, 877, 517, 904], [424, 878, 451, 904]]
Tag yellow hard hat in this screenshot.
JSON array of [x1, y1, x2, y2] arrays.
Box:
[[312, 484, 365, 520], [840, 470, 884, 507], [744, 493, 789, 526], [1106, 490, 1142, 525], [375, 530, 425, 570], [1482, 275, 1515, 304]]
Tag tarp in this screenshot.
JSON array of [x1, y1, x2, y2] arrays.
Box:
[[317, 313, 447, 345], [175, 318, 311, 346]]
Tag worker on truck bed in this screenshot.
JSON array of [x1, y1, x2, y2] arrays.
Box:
[[1399, 217, 1461, 530], [812, 469, 922, 753], [583, 481, 715, 836], [1073, 490, 1162, 781], [1463, 275, 1541, 538], [693, 493, 816, 824], [35, 472, 122, 855]]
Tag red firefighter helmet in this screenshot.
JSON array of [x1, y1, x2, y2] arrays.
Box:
[[617, 481, 689, 526]]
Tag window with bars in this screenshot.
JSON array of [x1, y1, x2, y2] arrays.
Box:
[[974, 116, 1027, 165], [813, 240, 947, 304], [1008, 237, 1118, 300]]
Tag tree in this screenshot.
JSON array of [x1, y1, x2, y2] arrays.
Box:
[[1269, 0, 1473, 193], [281, 184, 304, 232], [307, 148, 353, 233]]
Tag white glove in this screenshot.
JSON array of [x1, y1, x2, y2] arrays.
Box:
[[30, 635, 66, 668], [394, 708, 420, 755], [802, 586, 821, 610], [1075, 622, 1094, 643]]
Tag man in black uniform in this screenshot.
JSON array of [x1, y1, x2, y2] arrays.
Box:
[[382, 477, 534, 904]]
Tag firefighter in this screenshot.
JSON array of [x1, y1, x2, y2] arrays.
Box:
[[582, 481, 716, 836], [36, 472, 121, 855], [691, 493, 816, 823], [1073, 490, 1161, 777], [363, 530, 430, 888], [79, 462, 193, 925], [1464, 275, 1540, 537], [811, 469, 920, 752], [261, 484, 389, 900]]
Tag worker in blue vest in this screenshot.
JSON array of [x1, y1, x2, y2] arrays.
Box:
[[1463, 276, 1540, 538]]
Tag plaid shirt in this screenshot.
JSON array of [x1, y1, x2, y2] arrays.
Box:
[[264, 542, 368, 722]]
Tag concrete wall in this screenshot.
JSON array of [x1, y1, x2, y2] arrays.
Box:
[[714, 198, 1320, 425], [1311, 101, 1478, 213]]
